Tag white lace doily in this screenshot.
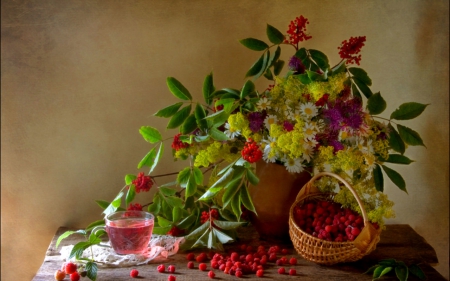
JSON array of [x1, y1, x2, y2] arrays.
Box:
[[60, 235, 185, 267]]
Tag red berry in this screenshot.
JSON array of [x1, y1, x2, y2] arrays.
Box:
[[187, 253, 195, 261], [54, 270, 66, 281], [65, 262, 77, 274], [196, 253, 207, 262], [281, 248, 288, 255], [168, 265, 176, 273], [187, 261, 195, 269], [157, 264, 166, 273], [230, 252, 239, 262], [208, 270, 215, 278], [168, 275, 176, 281], [289, 257, 297, 265], [130, 269, 139, 278], [70, 272, 80, 281], [351, 227, 361, 236], [289, 268, 297, 275], [278, 267, 286, 274], [219, 264, 225, 271], [235, 270, 243, 278], [199, 263, 207, 271], [256, 269, 264, 277]]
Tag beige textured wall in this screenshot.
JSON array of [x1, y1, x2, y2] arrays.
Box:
[[1, 1, 448, 280]]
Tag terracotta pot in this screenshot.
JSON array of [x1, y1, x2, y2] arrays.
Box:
[[249, 161, 312, 242]]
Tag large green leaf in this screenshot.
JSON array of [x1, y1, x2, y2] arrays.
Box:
[[348, 67, 372, 86], [177, 214, 196, 229], [125, 185, 136, 205], [390, 102, 429, 120], [164, 196, 184, 208], [239, 38, 269, 51], [185, 174, 197, 198], [268, 46, 281, 67], [157, 216, 172, 227], [367, 92, 386, 115], [184, 221, 209, 240], [166, 77, 192, 100], [209, 127, 229, 141], [397, 124, 426, 147], [86, 261, 98, 281], [95, 200, 110, 210], [254, 50, 270, 79], [230, 193, 242, 220], [213, 220, 245, 230], [150, 143, 164, 174], [159, 186, 176, 196], [408, 264, 426, 280], [388, 123, 405, 154], [240, 80, 255, 99], [139, 126, 162, 143], [385, 154, 414, 165], [167, 105, 191, 129], [266, 24, 285, 44], [373, 266, 387, 279], [246, 169, 259, 186], [373, 164, 384, 192], [137, 148, 156, 169], [56, 230, 87, 248], [154, 102, 183, 118], [246, 52, 265, 77], [125, 174, 137, 185], [240, 186, 256, 214], [195, 103, 208, 131], [273, 60, 285, 76], [177, 167, 191, 187], [212, 228, 234, 244], [395, 262, 409, 281], [382, 165, 407, 193], [180, 114, 197, 134], [198, 186, 223, 201], [222, 178, 241, 208], [103, 191, 124, 216], [202, 72, 214, 105], [192, 167, 204, 185], [352, 77, 373, 98], [69, 241, 92, 259], [309, 49, 330, 71], [153, 226, 171, 235]]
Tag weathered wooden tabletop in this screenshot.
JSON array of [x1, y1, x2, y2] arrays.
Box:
[[33, 224, 446, 280]]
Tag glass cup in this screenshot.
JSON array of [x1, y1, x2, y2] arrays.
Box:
[[93, 211, 154, 255]]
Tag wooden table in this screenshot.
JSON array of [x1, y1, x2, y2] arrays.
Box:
[[33, 224, 446, 280]]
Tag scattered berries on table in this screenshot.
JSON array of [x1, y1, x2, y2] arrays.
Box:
[[289, 268, 297, 275], [208, 270, 215, 278], [256, 269, 264, 277], [70, 272, 80, 281], [54, 270, 66, 281], [196, 252, 207, 262], [186, 253, 195, 261], [130, 269, 139, 278], [65, 262, 77, 274], [168, 275, 176, 281], [235, 270, 243, 278], [289, 257, 298, 265], [167, 265, 176, 273], [199, 263, 207, 271], [157, 264, 166, 273], [187, 261, 195, 269], [278, 267, 286, 274]]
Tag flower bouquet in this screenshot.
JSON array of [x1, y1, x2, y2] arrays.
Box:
[[57, 15, 427, 279]]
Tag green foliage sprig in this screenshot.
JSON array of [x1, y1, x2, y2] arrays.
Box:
[[365, 259, 426, 281]]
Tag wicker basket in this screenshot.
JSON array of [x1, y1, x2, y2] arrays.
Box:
[[288, 172, 381, 265]]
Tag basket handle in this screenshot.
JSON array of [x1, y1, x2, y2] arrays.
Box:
[[296, 172, 370, 225]]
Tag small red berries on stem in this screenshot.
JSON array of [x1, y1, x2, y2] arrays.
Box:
[[65, 262, 78, 274], [338, 36, 367, 65], [241, 139, 262, 163], [70, 272, 80, 281]]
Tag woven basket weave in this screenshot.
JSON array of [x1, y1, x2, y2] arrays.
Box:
[[288, 172, 381, 265]]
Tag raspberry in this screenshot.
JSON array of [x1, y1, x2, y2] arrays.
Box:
[[130, 269, 139, 278], [235, 270, 243, 278], [199, 263, 207, 271], [70, 272, 80, 281], [256, 269, 264, 277], [289, 257, 298, 265], [208, 270, 215, 278], [278, 267, 286, 274], [168, 275, 176, 281], [289, 268, 297, 275], [54, 270, 66, 281], [167, 265, 176, 273], [157, 264, 166, 273], [186, 253, 195, 261], [187, 261, 195, 269], [65, 262, 77, 274]]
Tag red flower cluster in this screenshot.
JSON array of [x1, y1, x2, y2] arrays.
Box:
[[241, 139, 262, 163], [315, 94, 330, 107], [284, 15, 312, 46], [167, 225, 185, 236], [171, 133, 190, 151], [132, 172, 153, 193], [338, 36, 367, 65], [127, 203, 143, 211], [200, 209, 219, 224]]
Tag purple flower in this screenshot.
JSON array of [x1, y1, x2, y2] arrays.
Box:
[[323, 108, 343, 131], [329, 140, 344, 152], [248, 112, 266, 133], [288, 56, 306, 74], [283, 120, 294, 132]]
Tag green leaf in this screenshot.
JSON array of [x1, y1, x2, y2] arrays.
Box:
[[137, 148, 156, 169], [266, 24, 285, 44], [409, 264, 426, 280], [240, 80, 255, 99], [184, 221, 209, 240], [331, 60, 347, 76], [150, 143, 164, 174], [193, 228, 211, 248], [177, 214, 196, 229], [373, 164, 384, 192], [153, 226, 172, 235], [306, 70, 326, 81], [268, 46, 281, 67], [125, 174, 137, 185], [296, 73, 311, 85], [165, 196, 184, 208], [195, 103, 208, 131], [351, 82, 362, 99], [215, 98, 235, 113], [185, 174, 197, 198], [246, 169, 259, 186], [390, 102, 429, 120], [56, 230, 87, 248], [207, 228, 215, 248], [193, 167, 204, 185], [139, 126, 162, 143], [154, 102, 184, 118], [157, 216, 172, 227], [388, 123, 405, 155], [379, 267, 393, 278], [103, 191, 124, 216], [180, 114, 197, 134], [222, 178, 241, 208], [246, 52, 265, 77], [367, 92, 387, 115], [203, 72, 215, 105], [88, 231, 102, 244], [395, 262, 409, 281], [177, 167, 191, 187], [212, 228, 234, 244], [86, 261, 98, 281], [172, 207, 182, 223], [397, 124, 426, 147], [239, 38, 269, 51], [148, 194, 161, 214], [209, 127, 229, 141], [352, 77, 373, 98], [309, 49, 330, 71], [230, 193, 242, 219], [213, 220, 245, 230], [198, 186, 223, 201], [254, 50, 270, 79], [240, 186, 256, 214], [382, 165, 407, 193], [273, 59, 284, 76], [166, 77, 192, 100], [363, 265, 380, 275], [85, 220, 105, 233], [69, 241, 92, 259], [167, 105, 192, 129], [385, 154, 414, 165], [95, 200, 110, 210], [373, 266, 386, 279], [159, 187, 176, 196], [125, 184, 136, 205], [263, 68, 274, 80], [378, 258, 397, 267], [348, 67, 372, 86]]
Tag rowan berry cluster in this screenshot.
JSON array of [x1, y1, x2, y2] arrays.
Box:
[[132, 172, 153, 193], [200, 209, 219, 224], [293, 200, 379, 242], [284, 15, 312, 46], [338, 36, 367, 65], [171, 133, 190, 151], [241, 139, 262, 163]]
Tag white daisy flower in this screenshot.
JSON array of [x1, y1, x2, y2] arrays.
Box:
[[338, 129, 350, 141], [300, 102, 318, 118], [224, 123, 240, 140], [304, 138, 318, 149], [303, 122, 317, 140], [262, 137, 277, 163], [283, 157, 304, 173], [264, 114, 278, 130], [357, 138, 374, 154], [257, 97, 271, 111], [301, 145, 315, 163]]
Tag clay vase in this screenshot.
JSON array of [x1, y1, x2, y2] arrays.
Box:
[[249, 161, 312, 242]]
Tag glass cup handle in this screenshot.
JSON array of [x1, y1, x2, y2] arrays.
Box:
[[91, 225, 111, 248]]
